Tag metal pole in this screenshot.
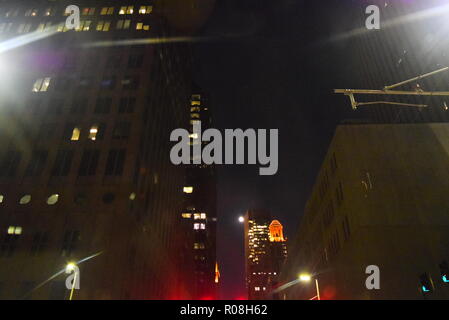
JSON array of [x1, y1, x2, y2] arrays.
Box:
[[315, 279, 320, 301], [69, 272, 77, 301], [383, 67, 449, 90], [334, 89, 449, 96]]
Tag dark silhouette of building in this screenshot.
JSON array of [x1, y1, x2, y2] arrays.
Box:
[[244, 209, 287, 300], [0, 0, 201, 299], [179, 88, 218, 299], [283, 123, 449, 300]]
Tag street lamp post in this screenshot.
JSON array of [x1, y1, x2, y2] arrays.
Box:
[[299, 273, 321, 300], [66, 262, 77, 301]]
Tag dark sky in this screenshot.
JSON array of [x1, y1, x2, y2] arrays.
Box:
[[192, 0, 449, 299]]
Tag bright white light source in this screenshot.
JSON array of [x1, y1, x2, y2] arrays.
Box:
[[238, 216, 244, 223]]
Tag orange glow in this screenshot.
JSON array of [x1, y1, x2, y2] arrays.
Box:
[[269, 220, 286, 242], [215, 261, 220, 283]]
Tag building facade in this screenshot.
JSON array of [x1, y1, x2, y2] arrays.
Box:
[[283, 123, 449, 300], [244, 209, 287, 300], [179, 89, 218, 299], [0, 0, 199, 299]]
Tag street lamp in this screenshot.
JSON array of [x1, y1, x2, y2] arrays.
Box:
[[238, 216, 244, 223], [66, 262, 78, 300], [298, 273, 321, 300]]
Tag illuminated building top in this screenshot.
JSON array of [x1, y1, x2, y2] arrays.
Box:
[[269, 220, 286, 242]]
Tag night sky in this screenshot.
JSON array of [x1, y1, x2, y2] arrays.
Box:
[[192, 0, 449, 299]]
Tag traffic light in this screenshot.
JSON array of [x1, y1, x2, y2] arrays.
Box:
[[419, 273, 434, 294], [439, 260, 449, 283]]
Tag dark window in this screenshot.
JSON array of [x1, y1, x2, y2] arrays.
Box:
[[78, 149, 100, 176], [47, 98, 64, 115], [61, 230, 80, 257], [112, 121, 130, 139], [29, 97, 43, 114], [105, 149, 126, 176], [70, 97, 88, 114], [78, 76, 92, 89], [106, 54, 121, 67], [63, 56, 78, 71], [55, 78, 71, 91], [127, 54, 143, 68], [94, 97, 112, 114], [63, 122, 75, 140], [0, 234, 19, 257], [0, 151, 21, 177], [102, 193, 115, 203], [119, 97, 135, 113], [38, 123, 57, 140], [51, 150, 74, 176], [31, 231, 49, 256], [25, 150, 48, 177]]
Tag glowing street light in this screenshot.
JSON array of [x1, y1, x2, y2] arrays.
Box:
[[298, 273, 320, 300], [66, 262, 78, 300], [238, 216, 244, 223], [299, 273, 312, 282]]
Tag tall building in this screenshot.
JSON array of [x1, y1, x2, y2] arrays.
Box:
[[283, 123, 449, 300], [0, 0, 198, 299], [244, 209, 287, 300], [179, 88, 218, 299]]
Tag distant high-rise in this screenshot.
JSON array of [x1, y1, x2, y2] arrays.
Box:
[[244, 209, 287, 300], [179, 88, 218, 299]]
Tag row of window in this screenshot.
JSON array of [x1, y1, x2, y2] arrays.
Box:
[[0, 192, 137, 207], [27, 96, 136, 116], [32, 75, 141, 92], [0, 229, 80, 258], [0, 148, 127, 178], [0, 19, 151, 34], [2, 5, 153, 18]]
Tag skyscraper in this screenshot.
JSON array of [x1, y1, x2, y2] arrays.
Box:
[[0, 0, 197, 299], [244, 209, 287, 300], [179, 88, 218, 299]]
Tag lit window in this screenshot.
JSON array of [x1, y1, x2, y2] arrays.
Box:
[[71, 127, 80, 141], [0, 195, 3, 203], [129, 192, 136, 200], [119, 6, 134, 15], [101, 7, 114, 15], [194, 223, 200, 230], [82, 7, 95, 16], [96, 21, 111, 32], [191, 100, 201, 106], [44, 8, 53, 16], [7, 226, 22, 235], [19, 195, 31, 205], [182, 213, 192, 219], [88, 125, 98, 140], [200, 213, 207, 219], [183, 186, 193, 194], [47, 194, 59, 205], [32, 77, 51, 92], [255, 287, 260, 291], [139, 6, 153, 14], [200, 223, 206, 230], [194, 213, 201, 220], [136, 22, 150, 31]]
